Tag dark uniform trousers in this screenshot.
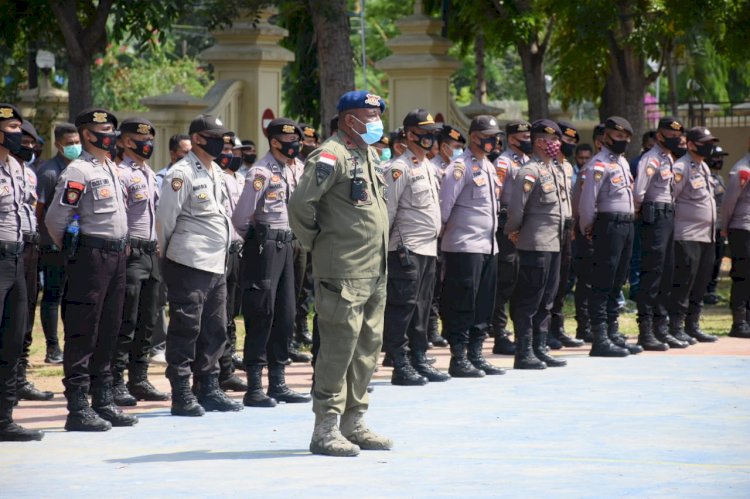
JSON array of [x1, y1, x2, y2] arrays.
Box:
[[573, 227, 594, 329], [707, 230, 726, 295], [492, 212, 518, 333], [164, 259, 227, 380], [670, 240, 714, 323], [589, 214, 634, 326], [441, 252, 497, 345], [0, 251, 27, 408], [511, 250, 561, 341], [636, 204, 674, 321], [115, 248, 160, 371], [39, 247, 66, 349], [383, 251, 436, 356], [218, 244, 242, 375], [729, 229, 750, 316], [20, 241, 38, 367], [241, 230, 294, 368], [550, 220, 574, 331], [62, 247, 126, 389], [293, 241, 314, 330], [427, 243, 444, 333]]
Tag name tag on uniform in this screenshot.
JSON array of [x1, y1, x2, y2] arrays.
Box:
[[660, 166, 672, 180], [541, 181, 555, 193], [690, 176, 706, 189], [473, 176, 486, 187]]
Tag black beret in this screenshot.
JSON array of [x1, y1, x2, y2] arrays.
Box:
[[189, 114, 231, 137], [75, 107, 118, 128], [658, 116, 684, 133], [530, 119, 562, 137], [505, 120, 531, 136], [120, 117, 156, 136], [557, 121, 579, 142], [299, 123, 319, 140], [439, 124, 466, 144], [604, 116, 634, 135], [469, 115, 501, 135], [337, 90, 386, 113], [267, 118, 302, 139], [0, 104, 22, 122], [686, 126, 718, 143], [593, 123, 606, 140], [403, 109, 442, 131], [21, 120, 40, 141]]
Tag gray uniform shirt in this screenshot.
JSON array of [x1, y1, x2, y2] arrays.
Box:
[[439, 149, 500, 255], [385, 150, 441, 256], [555, 158, 573, 219], [430, 156, 449, 187], [232, 151, 294, 236], [672, 154, 715, 242], [633, 143, 674, 210], [222, 168, 246, 242], [578, 147, 634, 235], [36, 155, 68, 247], [156, 151, 230, 274], [722, 154, 750, 232], [20, 162, 37, 234], [45, 151, 128, 248], [118, 156, 158, 241], [710, 172, 726, 229], [497, 149, 528, 208], [504, 156, 563, 252], [0, 155, 24, 242]]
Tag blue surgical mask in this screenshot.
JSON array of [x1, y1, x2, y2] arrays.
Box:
[[380, 148, 392, 161], [352, 116, 384, 145], [451, 147, 463, 161], [63, 144, 82, 160]]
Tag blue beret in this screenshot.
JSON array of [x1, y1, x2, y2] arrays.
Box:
[[337, 90, 386, 113]]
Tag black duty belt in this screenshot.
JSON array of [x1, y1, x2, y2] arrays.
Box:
[[79, 234, 128, 253], [129, 237, 158, 254], [564, 218, 574, 230], [229, 240, 243, 253], [253, 225, 294, 243], [642, 201, 674, 213], [0, 240, 24, 255], [22, 232, 40, 245], [597, 212, 634, 223]]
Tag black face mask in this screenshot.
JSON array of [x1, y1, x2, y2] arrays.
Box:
[[607, 137, 629, 155], [243, 154, 256, 165], [708, 159, 724, 170], [487, 151, 501, 163], [412, 132, 435, 151], [478, 136, 496, 153], [17, 145, 34, 162], [88, 130, 117, 153], [301, 144, 316, 158], [1, 131, 22, 154], [675, 147, 687, 157], [560, 142, 576, 157], [696, 142, 715, 158], [277, 139, 301, 159], [228, 156, 243, 172], [662, 136, 683, 156], [199, 135, 226, 159], [216, 153, 234, 169], [517, 139, 533, 155], [130, 139, 154, 160]]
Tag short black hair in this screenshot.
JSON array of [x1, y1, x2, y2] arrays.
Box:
[[575, 143, 593, 155], [329, 116, 339, 134], [169, 134, 190, 152], [642, 130, 656, 146], [54, 122, 78, 141]]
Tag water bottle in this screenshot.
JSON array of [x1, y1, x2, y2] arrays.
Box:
[[64, 214, 80, 258]]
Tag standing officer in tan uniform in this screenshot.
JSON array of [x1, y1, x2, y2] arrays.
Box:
[[46, 108, 137, 431], [233, 118, 310, 408], [0, 104, 44, 441], [289, 90, 392, 457], [156, 114, 243, 417], [383, 109, 448, 386]]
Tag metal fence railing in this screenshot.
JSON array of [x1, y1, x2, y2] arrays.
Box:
[[645, 101, 750, 129]]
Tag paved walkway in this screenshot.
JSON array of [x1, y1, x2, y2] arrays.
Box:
[[4, 340, 750, 497]]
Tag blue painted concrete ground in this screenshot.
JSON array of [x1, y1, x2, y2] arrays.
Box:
[[3, 354, 750, 498]]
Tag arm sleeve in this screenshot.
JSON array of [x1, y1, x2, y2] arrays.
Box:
[[672, 161, 688, 201], [504, 166, 534, 235], [721, 168, 744, 233], [439, 162, 467, 225], [579, 162, 605, 234], [384, 162, 407, 232], [232, 167, 268, 237], [44, 165, 85, 248], [633, 155, 658, 210], [156, 169, 189, 256]]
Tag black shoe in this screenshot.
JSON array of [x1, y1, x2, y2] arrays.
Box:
[[243, 366, 277, 407], [448, 344, 485, 378], [169, 376, 205, 416], [686, 322, 718, 343], [267, 366, 311, 403], [533, 330, 567, 367], [492, 331, 515, 355], [196, 376, 243, 412], [553, 329, 585, 348], [467, 338, 506, 375], [575, 325, 593, 343], [412, 351, 450, 382], [289, 347, 312, 363], [729, 322, 750, 338], [607, 323, 643, 354], [703, 293, 720, 305], [0, 421, 44, 441], [428, 331, 448, 348], [127, 363, 170, 401], [92, 383, 138, 426], [232, 353, 245, 371], [589, 324, 629, 357], [671, 328, 697, 346], [637, 324, 669, 351], [220, 373, 249, 392], [514, 330, 546, 369], [112, 378, 137, 407], [382, 353, 394, 367], [17, 382, 54, 401], [391, 352, 429, 385], [44, 345, 63, 364], [295, 317, 313, 346], [657, 331, 689, 349], [64, 386, 112, 432], [545, 334, 563, 350]]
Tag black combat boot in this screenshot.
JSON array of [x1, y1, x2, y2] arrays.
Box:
[[0, 399, 44, 442], [607, 321, 643, 354], [467, 336, 506, 374], [16, 361, 53, 401], [513, 329, 546, 370], [411, 350, 450, 382], [670, 316, 696, 345], [654, 317, 689, 348], [196, 375, 243, 412], [91, 382, 138, 426], [685, 315, 718, 342], [492, 328, 516, 355], [428, 329, 449, 348], [295, 316, 313, 346], [220, 372, 249, 392], [448, 343, 485, 378], [589, 323, 629, 357], [289, 344, 312, 363], [550, 315, 584, 348], [169, 376, 205, 416], [127, 363, 170, 401], [575, 322, 593, 343], [729, 306, 750, 338], [243, 366, 277, 407], [532, 329, 567, 367], [64, 385, 112, 431], [391, 350, 428, 385], [636, 317, 669, 351], [267, 365, 311, 403], [112, 368, 137, 406]]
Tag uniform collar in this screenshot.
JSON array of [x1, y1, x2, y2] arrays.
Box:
[[120, 154, 148, 171]]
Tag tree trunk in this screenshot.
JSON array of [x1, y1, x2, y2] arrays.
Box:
[[517, 42, 548, 121], [67, 61, 93, 120], [666, 48, 679, 116], [475, 33, 486, 104], [309, 0, 355, 137]]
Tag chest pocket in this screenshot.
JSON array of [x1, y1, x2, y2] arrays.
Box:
[[539, 184, 557, 205], [92, 184, 117, 214], [191, 188, 213, 214], [263, 188, 286, 213], [411, 180, 432, 208], [128, 184, 149, 204], [609, 174, 627, 193], [0, 183, 14, 213], [687, 175, 709, 200]]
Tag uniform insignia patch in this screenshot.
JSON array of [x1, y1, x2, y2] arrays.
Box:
[[92, 112, 108, 123], [316, 152, 336, 185], [99, 187, 111, 198], [0, 185, 9, 195], [132, 177, 141, 184], [674, 173, 683, 183], [453, 162, 465, 180], [472, 165, 480, 172], [0, 107, 12, 118], [197, 192, 208, 200], [611, 176, 622, 184], [594, 171, 603, 181], [134, 192, 145, 200], [171, 178, 184, 191], [392, 169, 402, 181], [266, 191, 278, 200], [646, 165, 656, 176], [522, 174, 536, 193], [271, 175, 281, 183], [137, 124, 151, 135], [740, 170, 750, 188], [253, 175, 265, 191], [62, 180, 85, 206]]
